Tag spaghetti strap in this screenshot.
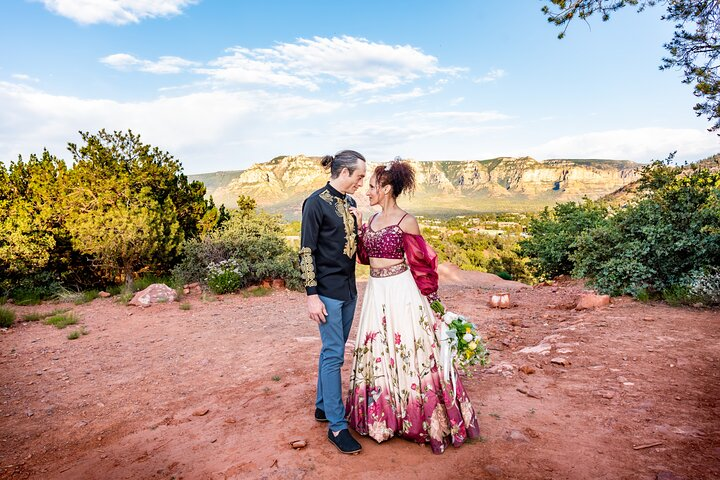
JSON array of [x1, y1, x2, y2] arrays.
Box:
[[396, 212, 408, 225], [368, 212, 380, 230]]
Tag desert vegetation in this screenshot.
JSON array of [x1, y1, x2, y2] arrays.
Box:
[[1, 130, 717, 310], [519, 155, 720, 304], [0, 130, 301, 305], [420, 213, 534, 283]]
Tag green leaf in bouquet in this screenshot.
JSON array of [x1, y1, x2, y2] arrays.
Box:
[[430, 300, 445, 315]]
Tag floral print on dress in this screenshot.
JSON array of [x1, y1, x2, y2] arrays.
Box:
[[345, 270, 480, 454]]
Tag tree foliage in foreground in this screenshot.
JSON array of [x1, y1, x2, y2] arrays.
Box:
[[542, 0, 720, 132], [520, 155, 720, 302], [172, 205, 303, 292], [518, 200, 608, 280], [573, 157, 720, 297], [0, 130, 221, 295], [0, 151, 68, 276]]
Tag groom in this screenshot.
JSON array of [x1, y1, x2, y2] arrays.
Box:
[[299, 150, 366, 454]]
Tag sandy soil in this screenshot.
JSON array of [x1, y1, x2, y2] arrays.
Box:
[[1, 268, 719, 480]]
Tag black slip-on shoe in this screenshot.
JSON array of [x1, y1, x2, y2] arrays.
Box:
[[314, 408, 328, 422], [327, 429, 362, 454]]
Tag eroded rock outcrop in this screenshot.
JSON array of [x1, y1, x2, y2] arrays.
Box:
[[192, 155, 641, 215]]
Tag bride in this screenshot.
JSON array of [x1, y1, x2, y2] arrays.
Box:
[[345, 158, 480, 454]]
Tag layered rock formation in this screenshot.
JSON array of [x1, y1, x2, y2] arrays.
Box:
[[191, 155, 642, 217]]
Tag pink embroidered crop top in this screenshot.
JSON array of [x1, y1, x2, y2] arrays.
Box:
[[356, 212, 441, 300], [360, 213, 407, 259]]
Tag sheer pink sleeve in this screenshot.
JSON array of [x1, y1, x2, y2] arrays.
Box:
[[403, 233, 440, 301], [356, 223, 370, 265]]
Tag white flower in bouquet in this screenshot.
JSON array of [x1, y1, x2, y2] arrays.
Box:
[[442, 311, 459, 324], [462, 333, 474, 342]]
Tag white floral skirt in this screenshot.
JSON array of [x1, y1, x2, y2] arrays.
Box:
[[345, 268, 480, 454]]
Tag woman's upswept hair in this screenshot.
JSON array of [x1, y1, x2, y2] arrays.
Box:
[[374, 157, 416, 198], [320, 150, 366, 179]]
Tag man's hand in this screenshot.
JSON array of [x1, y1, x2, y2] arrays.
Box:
[[307, 294, 328, 324], [348, 206, 362, 227]]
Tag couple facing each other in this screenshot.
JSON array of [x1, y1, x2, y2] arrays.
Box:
[[300, 150, 480, 455]]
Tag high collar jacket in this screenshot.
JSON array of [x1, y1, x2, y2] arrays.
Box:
[[299, 183, 358, 301]]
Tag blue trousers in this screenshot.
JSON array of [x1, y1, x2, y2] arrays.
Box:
[[316, 294, 357, 431]]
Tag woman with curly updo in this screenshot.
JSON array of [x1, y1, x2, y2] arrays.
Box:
[[345, 158, 480, 454]]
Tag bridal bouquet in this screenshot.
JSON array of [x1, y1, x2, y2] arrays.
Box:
[[430, 300, 489, 375]]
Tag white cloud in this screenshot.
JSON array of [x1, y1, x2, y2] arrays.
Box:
[[11, 74, 39, 83], [365, 87, 441, 104], [35, 0, 198, 25], [197, 47, 319, 90], [298, 110, 513, 155], [420, 111, 511, 122], [0, 78, 520, 171], [0, 81, 341, 171], [101, 53, 200, 74], [196, 36, 464, 93], [475, 68, 506, 84], [532, 128, 719, 162]]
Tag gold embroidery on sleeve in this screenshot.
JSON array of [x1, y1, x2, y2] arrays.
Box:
[[299, 247, 317, 287], [319, 189, 334, 205]]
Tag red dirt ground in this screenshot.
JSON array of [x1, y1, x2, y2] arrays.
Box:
[[1, 267, 719, 480]]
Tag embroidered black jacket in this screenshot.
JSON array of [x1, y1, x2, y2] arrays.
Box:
[[299, 182, 358, 301]]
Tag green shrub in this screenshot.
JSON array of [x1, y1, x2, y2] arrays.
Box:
[[43, 312, 78, 329], [75, 290, 99, 305], [134, 274, 178, 292], [106, 285, 123, 296], [572, 161, 720, 296], [519, 200, 608, 280], [67, 327, 88, 340], [206, 259, 249, 294], [634, 288, 650, 302], [173, 208, 304, 291], [689, 267, 720, 305], [253, 256, 304, 291], [0, 307, 16, 328], [495, 270, 512, 281], [662, 285, 698, 306], [1, 271, 63, 305], [117, 292, 134, 304], [22, 313, 43, 322], [24, 308, 71, 322], [519, 157, 720, 297]]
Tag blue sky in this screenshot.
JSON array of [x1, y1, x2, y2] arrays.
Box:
[[0, 0, 717, 174]]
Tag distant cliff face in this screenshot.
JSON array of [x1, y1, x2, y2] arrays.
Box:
[[191, 155, 642, 217], [601, 154, 720, 207]]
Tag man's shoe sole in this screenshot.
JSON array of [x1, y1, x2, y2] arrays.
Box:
[[327, 436, 362, 454], [315, 417, 329, 422]]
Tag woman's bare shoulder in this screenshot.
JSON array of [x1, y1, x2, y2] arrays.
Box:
[[399, 212, 421, 235]]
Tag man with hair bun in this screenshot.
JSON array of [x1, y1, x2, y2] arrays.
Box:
[[299, 149, 366, 454]]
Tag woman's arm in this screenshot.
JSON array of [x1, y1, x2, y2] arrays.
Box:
[[403, 230, 440, 302]]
